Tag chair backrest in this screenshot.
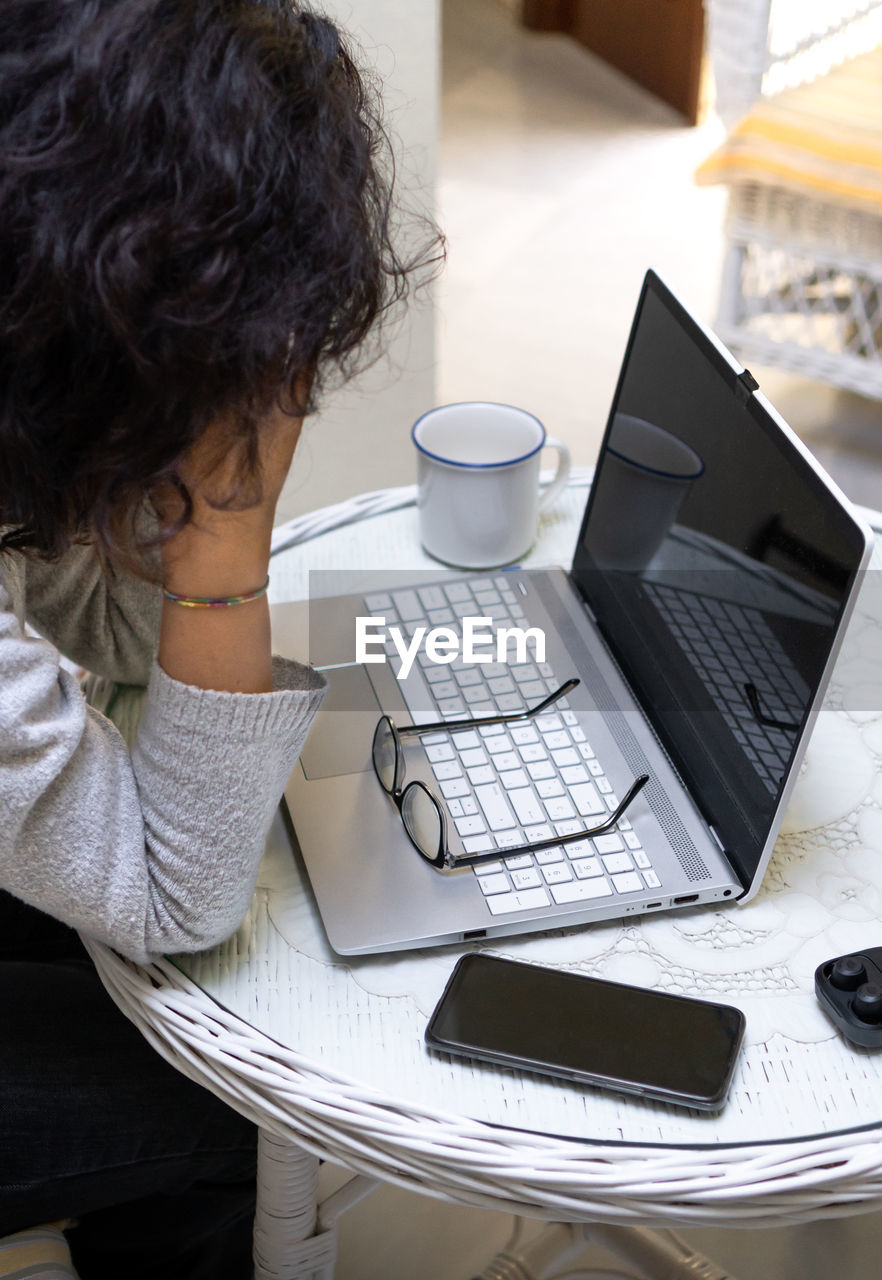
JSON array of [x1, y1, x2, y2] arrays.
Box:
[[706, 0, 882, 124]]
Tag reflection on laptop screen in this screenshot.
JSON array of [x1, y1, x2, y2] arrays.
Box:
[[572, 273, 867, 889]]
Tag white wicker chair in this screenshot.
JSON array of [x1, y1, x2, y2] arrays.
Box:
[[704, 0, 882, 399]]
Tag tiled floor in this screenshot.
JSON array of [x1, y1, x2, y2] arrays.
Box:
[[327, 2, 882, 1275], [437, 0, 729, 465]]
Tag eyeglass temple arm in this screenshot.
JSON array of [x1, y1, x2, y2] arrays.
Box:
[[448, 773, 651, 868], [582, 772, 649, 836], [396, 678, 581, 739], [529, 772, 650, 846], [744, 681, 800, 734]]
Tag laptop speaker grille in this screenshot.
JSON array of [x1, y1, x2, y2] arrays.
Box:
[[641, 781, 711, 883]]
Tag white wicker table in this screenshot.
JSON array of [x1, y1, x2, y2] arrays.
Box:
[[85, 480, 882, 1280]]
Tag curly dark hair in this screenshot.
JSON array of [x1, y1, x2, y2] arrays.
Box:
[[0, 0, 439, 560]]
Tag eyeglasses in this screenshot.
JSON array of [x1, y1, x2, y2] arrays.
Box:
[[372, 678, 649, 871]]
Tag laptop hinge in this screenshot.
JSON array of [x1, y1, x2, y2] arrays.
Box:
[[735, 368, 759, 403]]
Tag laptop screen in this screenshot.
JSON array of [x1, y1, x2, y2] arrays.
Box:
[[571, 271, 868, 891]]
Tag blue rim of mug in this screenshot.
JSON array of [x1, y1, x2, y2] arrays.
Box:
[[609, 440, 706, 481], [412, 402, 546, 469], [606, 443, 705, 481]]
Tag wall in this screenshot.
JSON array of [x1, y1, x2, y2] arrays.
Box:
[[277, 0, 440, 524]]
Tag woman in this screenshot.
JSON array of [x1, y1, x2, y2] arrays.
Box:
[[0, 1, 438, 1274]]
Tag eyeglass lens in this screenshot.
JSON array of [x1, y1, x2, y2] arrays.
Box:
[[372, 717, 399, 794], [400, 785, 443, 863]]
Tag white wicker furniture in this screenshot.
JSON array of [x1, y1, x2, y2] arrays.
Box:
[[84, 483, 882, 1280], [704, 0, 882, 399], [717, 184, 882, 399], [705, 0, 882, 128]]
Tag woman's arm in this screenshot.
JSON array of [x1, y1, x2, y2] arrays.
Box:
[[23, 407, 303, 691], [0, 575, 324, 961], [1, 408, 326, 961], [158, 406, 302, 694]]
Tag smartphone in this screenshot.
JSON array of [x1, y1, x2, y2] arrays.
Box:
[[425, 954, 746, 1111]]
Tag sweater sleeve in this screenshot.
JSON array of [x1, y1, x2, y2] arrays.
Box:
[[0, 571, 326, 962]]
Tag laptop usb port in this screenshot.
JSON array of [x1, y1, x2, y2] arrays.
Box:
[[463, 929, 487, 941]]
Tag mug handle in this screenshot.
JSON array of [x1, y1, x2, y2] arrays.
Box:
[[537, 436, 571, 512]]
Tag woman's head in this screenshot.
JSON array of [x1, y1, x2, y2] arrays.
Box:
[[0, 0, 437, 560]]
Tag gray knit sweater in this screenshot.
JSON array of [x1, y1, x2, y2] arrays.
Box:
[[1, 543, 325, 963]]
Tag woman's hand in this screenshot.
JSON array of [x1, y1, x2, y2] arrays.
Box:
[[157, 406, 303, 694], [161, 405, 302, 584]]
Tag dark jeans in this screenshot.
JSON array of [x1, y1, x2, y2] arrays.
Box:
[[0, 892, 258, 1279]]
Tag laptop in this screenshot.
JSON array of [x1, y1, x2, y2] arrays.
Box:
[[273, 270, 873, 956]]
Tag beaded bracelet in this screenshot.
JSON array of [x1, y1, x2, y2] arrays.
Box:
[[162, 576, 270, 608]]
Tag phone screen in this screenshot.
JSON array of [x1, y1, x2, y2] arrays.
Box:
[[426, 954, 745, 1110]]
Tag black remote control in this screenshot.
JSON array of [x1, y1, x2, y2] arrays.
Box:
[[815, 948, 882, 1048]]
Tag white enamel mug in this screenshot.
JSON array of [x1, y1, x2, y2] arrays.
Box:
[[412, 402, 571, 569]]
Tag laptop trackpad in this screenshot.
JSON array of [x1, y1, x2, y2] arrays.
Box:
[[300, 664, 382, 779]]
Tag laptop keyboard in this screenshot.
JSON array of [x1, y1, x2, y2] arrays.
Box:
[[364, 578, 660, 917], [643, 580, 805, 797]]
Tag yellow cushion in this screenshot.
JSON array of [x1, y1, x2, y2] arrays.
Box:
[[696, 45, 882, 212]]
